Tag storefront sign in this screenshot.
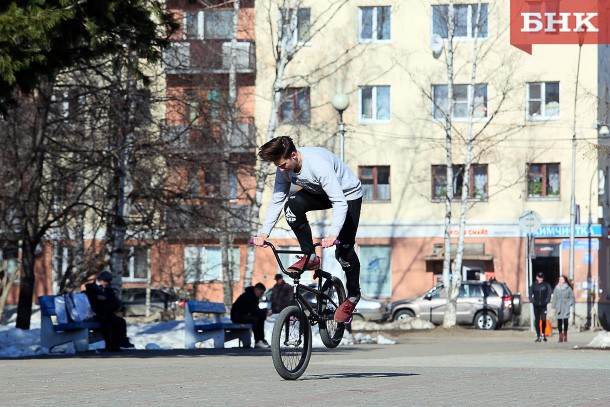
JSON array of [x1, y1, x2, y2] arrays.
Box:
[[561, 239, 600, 251], [535, 225, 604, 238], [534, 244, 559, 257]]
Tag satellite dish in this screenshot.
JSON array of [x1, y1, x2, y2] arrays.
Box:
[[430, 34, 444, 58]]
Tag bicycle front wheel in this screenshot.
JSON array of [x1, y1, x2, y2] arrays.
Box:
[[319, 276, 346, 349], [271, 305, 312, 380]]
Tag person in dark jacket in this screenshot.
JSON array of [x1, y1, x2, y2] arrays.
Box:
[[85, 271, 134, 351], [529, 272, 553, 342], [231, 283, 269, 348], [270, 274, 293, 314]]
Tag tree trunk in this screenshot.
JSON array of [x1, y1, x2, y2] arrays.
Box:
[[15, 78, 53, 330], [442, 1, 459, 329]]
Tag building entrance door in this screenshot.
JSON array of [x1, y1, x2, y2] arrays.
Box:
[[532, 243, 560, 287]]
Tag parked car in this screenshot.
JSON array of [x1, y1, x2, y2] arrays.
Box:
[[390, 280, 521, 330], [121, 287, 180, 317], [260, 285, 390, 322]]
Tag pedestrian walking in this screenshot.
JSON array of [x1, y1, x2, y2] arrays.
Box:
[[551, 274, 575, 342], [529, 272, 552, 342]]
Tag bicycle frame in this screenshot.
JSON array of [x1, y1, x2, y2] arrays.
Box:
[[256, 240, 340, 327]]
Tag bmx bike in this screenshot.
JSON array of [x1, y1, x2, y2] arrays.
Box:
[[250, 239, 347, 380]]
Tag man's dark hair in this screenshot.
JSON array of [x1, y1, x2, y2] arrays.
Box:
[[254, 282, 266, 291], [258, 136, 296, 162]]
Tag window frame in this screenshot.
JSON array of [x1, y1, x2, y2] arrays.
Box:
[[359, 85, 391, 123], [123, 246, 149, 282], [279, 87, 311, 124], [280, 8, 312, 45], [526, 163, 561, 199], [184, 246, 241, 283], [431, 164, 489, 201], [359, 166, 391, 202], [358, 6, 392, 43], [526, 81, 560, 120], [432, 3, 489, 40], [432, 83, 488, 120]]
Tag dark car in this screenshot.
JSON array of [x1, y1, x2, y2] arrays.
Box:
[[121, 287, 179, 317], [391, 280, 521, 330]]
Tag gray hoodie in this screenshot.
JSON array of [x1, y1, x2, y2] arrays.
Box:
[[261, 147, 362, 237]]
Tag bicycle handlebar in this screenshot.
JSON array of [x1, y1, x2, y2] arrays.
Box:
[[248, 238, 339, 248]]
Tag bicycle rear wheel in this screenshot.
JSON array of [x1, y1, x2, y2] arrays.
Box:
[[319, 276, 346, 348], [271, 305, 312, 380]]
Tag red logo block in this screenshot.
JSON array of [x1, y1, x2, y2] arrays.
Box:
[[510, 0, 610, 53]]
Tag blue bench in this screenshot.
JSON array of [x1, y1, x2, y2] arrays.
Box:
[[184, 301, 252, 349], [39, 295, 100, 352]]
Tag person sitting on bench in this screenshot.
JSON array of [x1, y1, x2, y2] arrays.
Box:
[[85, 271, 134, 352], [231, 283, 269, 349]]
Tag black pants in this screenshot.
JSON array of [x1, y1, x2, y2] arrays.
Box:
[[557, 318, 569, 333], [96, 313, 127, 349], [233, 314, 265, 342], [533, 305, 547, 337], [284, 190, 362, 299]]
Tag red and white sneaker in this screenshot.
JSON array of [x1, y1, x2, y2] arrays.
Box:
[[288, 255, 320, 271], [334, 298, 358, 323]]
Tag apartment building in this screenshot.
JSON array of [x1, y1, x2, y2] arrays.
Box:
[[253, 1, 610, 328]]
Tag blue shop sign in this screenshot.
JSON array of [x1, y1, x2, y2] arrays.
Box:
[[534, 225, 604, 238], [561, 239, 600, 251]]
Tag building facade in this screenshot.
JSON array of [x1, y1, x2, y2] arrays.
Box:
[[253, 0, 610, 328]]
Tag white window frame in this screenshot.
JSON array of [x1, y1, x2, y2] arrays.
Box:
[[432, 3, 489, 40], [359, 86, 391, 123], [183, 10, 204, 40], [526, 82, 560, 120], [432, 83, 488, 121], [280, 8, 312, 46], [184, 246, 240, 283], [123, 246, 149, 282], [358, 6, 392, 43]]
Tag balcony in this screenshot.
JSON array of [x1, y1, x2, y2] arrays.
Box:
[[163, 41, 255, 74]]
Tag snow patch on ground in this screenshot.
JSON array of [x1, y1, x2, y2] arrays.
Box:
[[585, 331, 610, 349]]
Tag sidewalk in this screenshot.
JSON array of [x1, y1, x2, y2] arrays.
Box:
[[2, 327, 609, 407]]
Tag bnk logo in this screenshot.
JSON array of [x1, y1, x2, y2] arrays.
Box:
[[510, 0, 610, 53]]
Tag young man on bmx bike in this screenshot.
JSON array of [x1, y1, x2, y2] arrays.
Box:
[[251, 136, 362, 323]]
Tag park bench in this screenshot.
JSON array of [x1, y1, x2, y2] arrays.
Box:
[[38, 295, 100, 352], [184, 301, 252, 349]]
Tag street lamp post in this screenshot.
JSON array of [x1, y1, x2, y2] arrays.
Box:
[[332, 93, 350, 161], [569, 28, 586, 324]]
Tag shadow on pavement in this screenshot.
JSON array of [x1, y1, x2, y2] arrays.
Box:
[[301, 372, 419, 380]]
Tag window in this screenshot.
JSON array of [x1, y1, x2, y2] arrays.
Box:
[[279, 88, 310, 124], [432, 3, 488, 39], [527, 82, 560, 119], [162, 125, 189, 149], [163, 43, 190, 70], [123, 246, 148, 281], [222, 41, 253, 70], [184, 11, 204, 40], [432, 84, 487, 119], [432, 164, 488, 200], [1, 247, 19, 285], [359, 245, 392, 297], [281, 8, 311, 44], [359, 6, 391, 42], [360, 166, 390, 201], [360, 86, 391, 122], [184, 246, 240, 283], [527, 163, 560, 198], [183, 10, 234, 40]]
